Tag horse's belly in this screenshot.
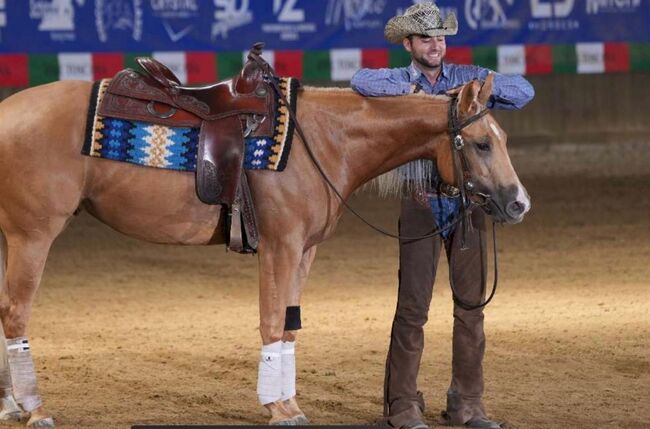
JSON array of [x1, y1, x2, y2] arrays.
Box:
[[84, 161, 224, 245]]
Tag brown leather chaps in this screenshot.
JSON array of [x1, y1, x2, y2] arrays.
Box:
[[384, 198, 489, 427]]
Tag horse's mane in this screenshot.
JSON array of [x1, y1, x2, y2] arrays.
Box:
[[300, 86, 444, 198]]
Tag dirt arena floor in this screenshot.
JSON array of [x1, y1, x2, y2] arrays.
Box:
[[14, 141, 650, 429]]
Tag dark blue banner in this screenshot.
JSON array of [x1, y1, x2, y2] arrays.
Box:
[[0, 0, 648, 53]]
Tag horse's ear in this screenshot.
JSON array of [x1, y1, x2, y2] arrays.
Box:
[[445, 85, 463, 96], [458, 79, 481, 115], [478, 73, 494, 106]]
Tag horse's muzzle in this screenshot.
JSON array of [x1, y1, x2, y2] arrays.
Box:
[[485, 184, 531, 225]]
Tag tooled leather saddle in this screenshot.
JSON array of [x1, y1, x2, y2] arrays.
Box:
[[97, 43, 276, 253]]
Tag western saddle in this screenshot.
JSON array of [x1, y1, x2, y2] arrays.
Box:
[[98, 43, 277, 253]]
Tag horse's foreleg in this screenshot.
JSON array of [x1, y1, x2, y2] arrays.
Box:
[[280, 246, 316, 425], [257, 242, 314, 425], [0, 231, 55, 428], [0, 232, 22, 422]]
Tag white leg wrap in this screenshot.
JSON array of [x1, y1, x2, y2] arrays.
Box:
[[257, 341, 282, 405], [6, 337, 42, 412], [0, 331, 13, 397], [0, 327, 22, 421], [280, 341, 296, 401]]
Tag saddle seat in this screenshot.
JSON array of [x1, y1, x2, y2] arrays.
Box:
[[97, 43, 276, 253]]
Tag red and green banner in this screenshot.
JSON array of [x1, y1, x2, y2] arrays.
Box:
[[1, 43, 649, 88]]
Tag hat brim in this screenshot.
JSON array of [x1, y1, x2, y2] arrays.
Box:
[[384, 13, 458, 44]]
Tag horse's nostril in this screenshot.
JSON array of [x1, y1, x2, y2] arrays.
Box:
[[506, 201, 525, 218]]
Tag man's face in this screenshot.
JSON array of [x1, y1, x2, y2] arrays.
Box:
[[403, 35, 446, 69]]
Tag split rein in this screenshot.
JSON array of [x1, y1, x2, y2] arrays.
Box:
[[252, 53, 498, 311]]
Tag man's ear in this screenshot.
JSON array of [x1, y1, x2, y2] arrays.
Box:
[[402, 37, 412, 54], [478, 73, 494, 106]]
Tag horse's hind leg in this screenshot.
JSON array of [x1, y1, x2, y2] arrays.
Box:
[[0, 230, 57, 428]]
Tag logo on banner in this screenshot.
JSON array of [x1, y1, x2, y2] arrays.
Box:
[[586, 0, 641, 14], [325, 0, 386, 31], [212, 0, 253, 40], [95, 0, 143, 42], [150, 0, 199, 42], [529, 0, 579, 31], [0, 0, 6, 42], [262, 0, 316, 41], [29, 0, 85, 41], [465, 0, 520, 30]]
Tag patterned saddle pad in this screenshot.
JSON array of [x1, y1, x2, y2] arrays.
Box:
[[81, 77, 299, 172]]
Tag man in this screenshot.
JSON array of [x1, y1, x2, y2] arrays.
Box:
[[350, 3, 534, 429]]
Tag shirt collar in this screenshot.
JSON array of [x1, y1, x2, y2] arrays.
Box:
[[407, 61, 449, 84]]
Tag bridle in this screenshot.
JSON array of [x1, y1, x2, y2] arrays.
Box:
[[249, 48, 499, 311]]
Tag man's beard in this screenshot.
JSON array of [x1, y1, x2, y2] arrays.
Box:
[[414, 52, 443, 70]]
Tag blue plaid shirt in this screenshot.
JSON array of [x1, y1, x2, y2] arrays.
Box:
[[350, 62, 534, 237]]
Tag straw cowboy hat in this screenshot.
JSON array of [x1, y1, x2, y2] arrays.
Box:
[[384, 2, 458, 44]]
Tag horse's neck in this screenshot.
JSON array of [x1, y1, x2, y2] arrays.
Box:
[[297, 88, 450, 198]]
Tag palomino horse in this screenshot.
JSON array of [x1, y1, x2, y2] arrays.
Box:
[[0, 73, 529, 427]]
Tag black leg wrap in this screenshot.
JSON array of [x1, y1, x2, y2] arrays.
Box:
[[284, 306, 302, 330]]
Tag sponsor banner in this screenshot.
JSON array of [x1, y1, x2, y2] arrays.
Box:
[[93, 53, 124, 80], [472, 46, 497, 71], [552, 44, 577, 73], [630, 43, 650, 72], [446, 47, 473, 66], [497, 45, 526, 75], [0, 1, 649, 53], [28, 54, 58, 86], [330, 48, 361, 81], [361, 49, 389, 69], [1, 43, 649, 87], [0, 54, 28, 86], [186, 52, 216, 83], [577, 42, 605, 73], [525, 45, 553, 74], [58, 53, 93, 80], [274, 50, 303, 79], [303, 50, 331, 81], [604, 42, 629, 73]]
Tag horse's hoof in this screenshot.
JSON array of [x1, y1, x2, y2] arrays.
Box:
[[0, 395, 24, 421], [270, 419, 297, 426], [291, 415, 310, 425], [27, 416, 55, 428], [0, 409, 23, 421]]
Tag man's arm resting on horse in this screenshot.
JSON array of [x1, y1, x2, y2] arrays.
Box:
[[350, 68, 412, 96], [454, 65, 535, 110]]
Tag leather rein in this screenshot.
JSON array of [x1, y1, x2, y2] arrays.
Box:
[[250, 51, 498, 311]]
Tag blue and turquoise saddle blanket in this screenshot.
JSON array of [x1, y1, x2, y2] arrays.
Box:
[[81, 77, 299, 172]]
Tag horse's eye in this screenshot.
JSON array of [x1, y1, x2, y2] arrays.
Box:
[[476, 142, 491, 152]]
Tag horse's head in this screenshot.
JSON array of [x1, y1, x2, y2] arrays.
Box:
[[436, 75, 530, 224]]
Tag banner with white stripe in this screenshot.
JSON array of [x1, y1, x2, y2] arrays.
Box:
[[58, 53, 92, 81]]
